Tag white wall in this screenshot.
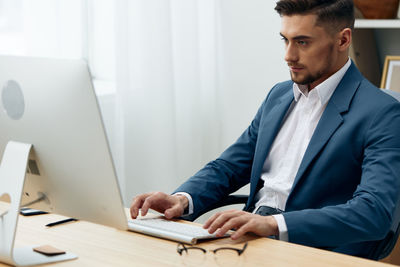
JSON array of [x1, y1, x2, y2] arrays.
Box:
[[218, 0, 288, 149]]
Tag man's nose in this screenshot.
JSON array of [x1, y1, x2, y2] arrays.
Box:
[[284, 43, 298, 63]]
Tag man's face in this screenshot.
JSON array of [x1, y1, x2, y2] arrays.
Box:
[[280, 14, 340, 89]]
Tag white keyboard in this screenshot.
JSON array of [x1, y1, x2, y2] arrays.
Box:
[[128, 218, 230, 244]]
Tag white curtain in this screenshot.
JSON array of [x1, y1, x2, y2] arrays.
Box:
[[0, 0, 287, 210], [114, 0, 223, 203], [111, 0, 287, 205], [0, 0, 82, 58]]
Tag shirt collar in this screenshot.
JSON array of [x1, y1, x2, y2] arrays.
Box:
[[293, 58, 351, 105]]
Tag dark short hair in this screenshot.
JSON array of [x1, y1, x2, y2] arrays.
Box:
[[275, 0, 354, 33]]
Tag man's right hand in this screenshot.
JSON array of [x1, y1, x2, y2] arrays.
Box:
[[130, 192, 189, 220]]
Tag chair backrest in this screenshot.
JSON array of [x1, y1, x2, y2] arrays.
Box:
[[371, 89, 400, 260]]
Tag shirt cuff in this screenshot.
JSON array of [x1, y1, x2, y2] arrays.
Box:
[[272, 214, 288, 241], [173, 192, 194, 215]]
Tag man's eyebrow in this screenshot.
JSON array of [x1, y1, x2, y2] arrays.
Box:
[[279, 33, 313, 40]]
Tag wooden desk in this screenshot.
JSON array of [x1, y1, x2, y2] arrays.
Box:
[[0, 211, 393, 267]]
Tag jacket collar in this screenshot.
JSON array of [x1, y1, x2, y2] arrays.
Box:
[[287, 60, 363, 205]]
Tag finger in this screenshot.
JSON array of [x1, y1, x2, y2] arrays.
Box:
[[130, 193, 152, 219], [130, 198, 143, 218], [216, 216, 246, 237], [203, 209, 239, 229], [230, 215, 271, 239], [204, 211, 230, 233], [140, 191, 170, 216], [203, 211, 223, 229], [164, 204, 182, 219], [207, 210, 240, 234], [140, 194, 156, 217], [230, 221, 253, 240]]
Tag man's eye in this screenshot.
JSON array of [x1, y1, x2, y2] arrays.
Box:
[[298, 40, 307, 46]]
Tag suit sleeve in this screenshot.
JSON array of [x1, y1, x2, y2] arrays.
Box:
[[284, 102, 400, 248], [173, 88, 275, 220]]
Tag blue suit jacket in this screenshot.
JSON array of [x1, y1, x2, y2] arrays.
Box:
[[175, 63, 400, 258]]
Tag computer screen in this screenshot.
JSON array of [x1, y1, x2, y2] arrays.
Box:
[[0, 55, 128, 230]]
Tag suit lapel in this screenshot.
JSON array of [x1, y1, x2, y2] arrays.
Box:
[[289, 62, 362, 195], [290, 100, 344, 191], [247, 88, 294, 206]]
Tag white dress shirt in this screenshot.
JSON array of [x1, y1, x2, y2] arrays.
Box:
[[255, 59, 351, 241], [178, 59, 351, 241]]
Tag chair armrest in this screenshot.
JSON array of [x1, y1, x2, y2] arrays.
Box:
[[208, 194, 248, 210]]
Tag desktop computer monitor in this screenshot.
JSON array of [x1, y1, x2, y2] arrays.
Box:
[[0, 55, 128, 231]]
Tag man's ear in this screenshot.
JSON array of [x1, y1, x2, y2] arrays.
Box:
[[338, 28, 352, 52]]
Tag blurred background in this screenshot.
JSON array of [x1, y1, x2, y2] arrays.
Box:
[[2, 0, 399, 215], [0, 0, 288, 208]]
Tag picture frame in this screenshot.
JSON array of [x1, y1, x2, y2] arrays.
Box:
[[380, 55, 400, 92]]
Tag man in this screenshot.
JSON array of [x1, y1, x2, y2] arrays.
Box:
[[131, 0, 400, 259]]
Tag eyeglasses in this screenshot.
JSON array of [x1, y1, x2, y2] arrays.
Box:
[[177, 242, 248, 266], [177, 242, 248, 256]]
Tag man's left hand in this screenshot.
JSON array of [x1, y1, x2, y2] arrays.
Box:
[[203, 210, 279, 240]]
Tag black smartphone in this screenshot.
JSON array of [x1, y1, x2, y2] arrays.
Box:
[[20, 207, 48, 216]]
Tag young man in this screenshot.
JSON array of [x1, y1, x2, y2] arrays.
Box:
[[130, 0, 400, 259]]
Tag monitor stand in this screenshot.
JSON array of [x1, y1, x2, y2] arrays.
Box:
[[0, 141, 77, 266]]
